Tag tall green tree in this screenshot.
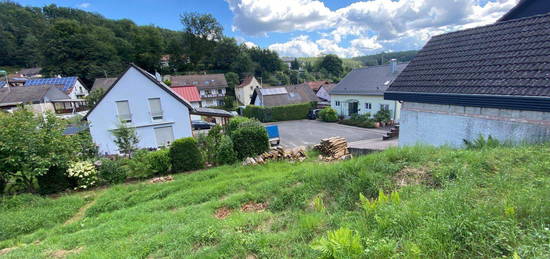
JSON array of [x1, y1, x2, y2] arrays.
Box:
[[180, 12, 223, 69], [318, 54, 344, 77]]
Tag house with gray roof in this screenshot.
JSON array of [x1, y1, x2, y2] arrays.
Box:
[[330, 60, 408, 120], [0, 85, 86, 116], [91, 77, 117, 92], [250, 83, 319, 107], [384, 0, 550, 147]]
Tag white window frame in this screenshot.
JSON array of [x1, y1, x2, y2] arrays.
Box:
[[115, 100, 132, 123], [148, 98, 163, 121]]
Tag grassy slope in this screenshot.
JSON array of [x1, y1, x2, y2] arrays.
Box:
[[1, 145, 549, 258]]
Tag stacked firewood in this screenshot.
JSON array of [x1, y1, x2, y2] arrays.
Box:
[[243, 146, 307, 165], [314, 137, 352, 161]]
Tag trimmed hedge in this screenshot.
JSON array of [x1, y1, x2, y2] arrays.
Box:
[[215, 135, 238, 165], [231, 124, 270, 159], [170, 138, 204, 172], [145, 149, 171, 175], [243, 102, 313, 122]]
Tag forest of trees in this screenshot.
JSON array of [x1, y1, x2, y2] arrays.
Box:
[[0, 1, 418, 87]]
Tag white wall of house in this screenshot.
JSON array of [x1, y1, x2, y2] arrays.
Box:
[[399, 102, 550, 147], [236, 77, 261, 105], [87, 67, 192, 155], [330, 94, 401, 120], [316, 86, 331, 101], [69, 80, 89, 99], [199, 88, 225, 107]]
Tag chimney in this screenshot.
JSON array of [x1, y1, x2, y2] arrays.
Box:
[[390, 59, 397, 73]]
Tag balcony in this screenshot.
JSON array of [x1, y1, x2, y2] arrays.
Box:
[[200, 93, 225, 99], [52, 100, 89, 115]]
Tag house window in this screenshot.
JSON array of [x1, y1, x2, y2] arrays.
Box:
[[218, 89, 223, 94], [206, 89, 212, 95], [148, 98, 163, 121], [116, 100, 132, 123], [217, 99, 225, 106], [335, 101, 341, 106], [365, 103, 372, 109], [380, 104, 390, 111], [154, 126, 174, 147]]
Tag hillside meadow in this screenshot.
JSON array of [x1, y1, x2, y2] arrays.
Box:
[[0, 145, 549, 258]]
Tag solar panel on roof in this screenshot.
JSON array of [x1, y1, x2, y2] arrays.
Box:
[[260, 88, 287, 96], [25, 77, 77, 92]]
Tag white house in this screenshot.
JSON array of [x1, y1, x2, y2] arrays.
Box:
[[25, 77, 89, 99], [330, 60, 408, 120], [235, 76, 261, 105], [84, 64, 194, 155]]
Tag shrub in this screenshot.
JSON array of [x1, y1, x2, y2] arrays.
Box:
[[319, 107, 338, 122], [225, 116, 252, 136], [339, 113, 376, 128], [37, 166, 71, 195], [66, 161, 98, 190], [231, 123, 269, 159], [215, 135, 238, 165], [311, 227, 364, 258], [124, 149, 153, 179], [112, 122, 139, 157], [170, 138, 204, 172], [145, 149, 171, 175], [463, 135, 502, 149], [374, 109, 392, 123], [97, 159, 128, 184], [243, 102, 312, 122]]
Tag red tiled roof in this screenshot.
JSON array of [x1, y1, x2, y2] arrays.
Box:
[[238, 76, 254, 88], [305, 81, 329, 91], [171, 86, 201, 102]]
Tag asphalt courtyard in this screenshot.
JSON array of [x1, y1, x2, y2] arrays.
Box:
[[264, 120, 388, 148]]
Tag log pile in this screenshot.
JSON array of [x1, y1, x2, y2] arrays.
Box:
[[314, 137, 352, 161], [243, 146, 307, 165]]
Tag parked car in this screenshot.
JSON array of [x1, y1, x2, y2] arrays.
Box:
[[192, 120, 215, 130], [307, 109, 321, 120]]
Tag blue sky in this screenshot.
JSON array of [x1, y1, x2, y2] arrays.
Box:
[[14, 0, 519, 57]]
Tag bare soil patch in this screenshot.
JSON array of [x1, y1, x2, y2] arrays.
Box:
[[240, 201, 268, 213], [394, 167, 433, 187], [149, 175, 174, 184], [0, 247, 16, 256], [49, 247, 83, 258], [214, 207, 232, 219]]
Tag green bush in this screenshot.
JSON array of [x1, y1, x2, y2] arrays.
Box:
[[66, 161, 99, 190], [36, 166, 71, 195], [145, 149, 171, 175], [243, 102, 312, 122], [215, 135, 238, 165], [170, 138, 204, 172], [339, 113, 376, 128], [225, 116, 252, 136], [374, 109, 392, 123], [311, 227, 364, 258], [97, 159, 128, 185], [231, 123, 269, 159], [125, 149, 154, 179], [319, 107, 338, 122]]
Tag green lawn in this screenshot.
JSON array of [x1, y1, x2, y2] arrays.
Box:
[[1, 145, 549, 258]]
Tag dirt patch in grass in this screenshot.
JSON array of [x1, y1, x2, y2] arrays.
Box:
[[64, 194, 100, 225], [0, 247, 17, 256], [241, 201, 268, 212], [246, 254, 257, 259], [256, 217, 274, 232], [394, 167, 434, 187], [149, 175, 174, 184], [49, 247, 83, 258], [214, 207, 232, 219]]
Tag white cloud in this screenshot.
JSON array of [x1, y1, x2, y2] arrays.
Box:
[[230, 0, 519, 57], [77, 2, 91, 9], [268, 35, 321, 57]]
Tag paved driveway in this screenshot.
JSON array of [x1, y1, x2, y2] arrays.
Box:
[[265, 120, 387, 148]]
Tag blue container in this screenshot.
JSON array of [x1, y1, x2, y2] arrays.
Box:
[[265, 125, 280, 139]]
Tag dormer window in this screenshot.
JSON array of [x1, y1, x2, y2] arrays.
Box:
[[148, 98, 163, 121]]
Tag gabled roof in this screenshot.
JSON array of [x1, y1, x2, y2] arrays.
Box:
[[0, 85, 69, 106], [385, 12, 550, 112], [25, 77, 80, 93], [83, 64, 193, 120], [171, 74, 228, 89], [331, 63, 408, 96], [498, 0, 550, 22], [18, 67, 42, 76], [171, 86, 201, 102], [305, 81, 329, 92], [192, 107, 233, 117], [91, 77, 117, 92], [237, 76, 255, 88], [253, 84, 319, 107]]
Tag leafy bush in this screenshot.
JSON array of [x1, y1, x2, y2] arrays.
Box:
[[225, 116, 252, 136], [311, 227, 364, 258], [124, 149, 153, 179], [215, 135, 238, 165], [66, 161, 98, 190], [463, 135, 502, 149], [170, 138, 204, 172], [36, 166, 71, 195], [339, 113, 376, 128], [319, 107, 338, 122], [231, 123, 269, 159], [145, 149, 171, 175], [71, 129, 98, 160], [97, 159, 128, 185], [243, 102, 313, 122], [374, 109, 392, 123]]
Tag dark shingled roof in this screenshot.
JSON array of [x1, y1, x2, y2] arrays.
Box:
[[171, 74, 228, 89], [0, 85, 69, 105], [386, 13, 550, 98], [331, 63, 408, 96], [253, 84, 320, 107], [91, 77, 117, 92]]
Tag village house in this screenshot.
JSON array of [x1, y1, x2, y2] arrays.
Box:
[[25, 77, 89, 99], [0, 85, 86, 116], [251, 83, 319, 107], [316, 83, 336, 102], [84, 64, 195, 155], [18, 67, 42, 78], [171, 74, 228, 107], [330, 60, 408, 120], [305, 80, 330, 93], [235, 76, 261, 105], [384, 0, 550, 147]]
